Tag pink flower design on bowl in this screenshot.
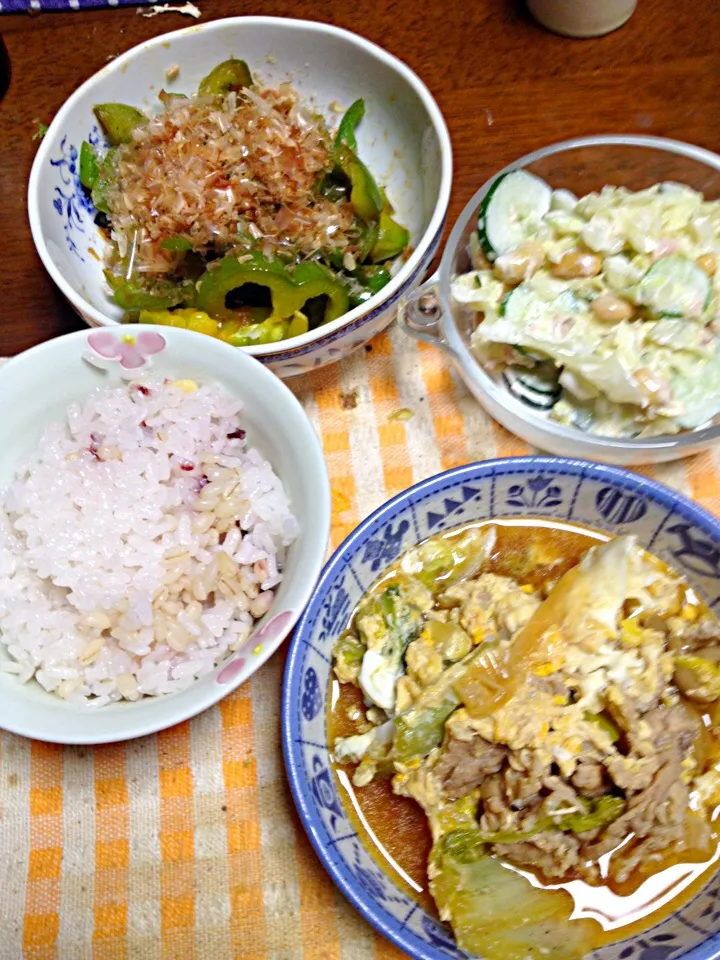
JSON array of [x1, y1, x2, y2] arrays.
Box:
[[216, 610, 294, 685], [85, 330, 166, 373]]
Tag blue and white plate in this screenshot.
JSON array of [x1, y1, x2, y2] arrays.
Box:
[[282, 456, 720, 960]]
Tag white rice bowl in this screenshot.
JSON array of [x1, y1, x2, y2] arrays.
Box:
[[0, 377, 298, 706], [0, 326, 329, 743]]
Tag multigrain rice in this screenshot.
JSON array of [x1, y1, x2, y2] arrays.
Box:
[[0, 377, 298, 705]]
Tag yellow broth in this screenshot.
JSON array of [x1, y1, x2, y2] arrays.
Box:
[[328, 518, 720, 945]]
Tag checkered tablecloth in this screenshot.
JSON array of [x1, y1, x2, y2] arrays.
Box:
[[1, 326, 719, 959]]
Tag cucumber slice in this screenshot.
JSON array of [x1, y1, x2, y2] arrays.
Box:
[[638, 255, 711, 319], [503, 367, 561, 409], [478, 170, 552, 262], [500, 284, 536, 320], [500, 284, 582, 323]]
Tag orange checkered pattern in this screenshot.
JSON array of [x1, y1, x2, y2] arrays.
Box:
[[1, 325, 719, 958]]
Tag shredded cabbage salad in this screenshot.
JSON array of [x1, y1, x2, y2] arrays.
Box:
[[453, 175, 720, 438]]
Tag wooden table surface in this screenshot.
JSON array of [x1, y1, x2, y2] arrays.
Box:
[[1, 8, 720, 959], [0, 0, 719, 356]]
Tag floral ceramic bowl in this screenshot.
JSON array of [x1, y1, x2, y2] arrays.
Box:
[[282, 456, 720, 960], [28, 17, 452, 379], [0, 325, 330, 743]]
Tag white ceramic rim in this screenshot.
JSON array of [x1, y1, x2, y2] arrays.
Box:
[[27, 16, 453, 357], [0, 326, 332, 743], [437, 134, 720, 454]]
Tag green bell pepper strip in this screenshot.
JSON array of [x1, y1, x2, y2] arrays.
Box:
[[378, 581, 426, 651], [112, 284, 184, 311], [292, 261, 350, 324], [335, 143, 383, 222], [90, 148, 117, 214], [334, 630, 365, 668], [348, 265, 392, 308], [324, 248, 345, 272], [198, 58, 253, 97], [161, 236, 194, 252], [106, 272, 186, 311], [390, 627, 502, 767], [349, 290, 373, 308], [333, 629, 366, 682], [354, 264, 391, 294], [94, 103, 147, 146], [335, 98, 365, 152], [357, 220, 380, 261], [323, 233, 379, 272], [196, 253, 350, 327], [196, 251, 301, 323], [370, 205, 410, 263], [79, 142, 99, 190]]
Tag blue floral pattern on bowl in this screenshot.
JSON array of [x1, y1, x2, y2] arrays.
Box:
[[49, 126, 101, 261], [282, 456, 720, 960]]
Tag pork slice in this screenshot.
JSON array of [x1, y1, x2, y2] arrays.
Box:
[[503, 750, 551, 808], [605, 754, 658, 792], [588, 700, 700, 863], [478, 773, 512, 833], [494, 831, 600, 882], [644, 703, 699, 755], [605, 702, 698, 792], [582, 759, 681, 860], [542, 774, 582, 810], [571, 760, 608, 797], [435, 735, 507, 798], [605, 781, 693, 883]]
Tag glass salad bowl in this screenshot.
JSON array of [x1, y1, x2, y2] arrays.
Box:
[[399, 135, 720, 465]]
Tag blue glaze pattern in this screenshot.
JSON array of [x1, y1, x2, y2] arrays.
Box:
[[283, 456, 720, 960], [505, 474, 564, 510], [49, 127, 101, 261], [301, 667, 323, 721], [596, 485, 648, 524], [361, 518, 410, 573]]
